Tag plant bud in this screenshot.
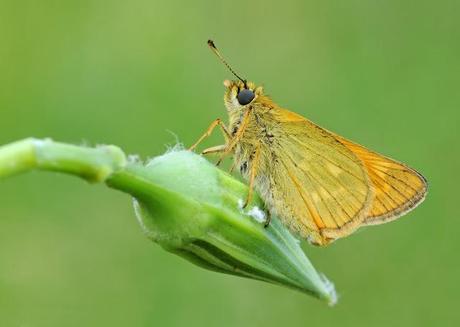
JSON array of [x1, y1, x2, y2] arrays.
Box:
[[110, 149, 337, 304]]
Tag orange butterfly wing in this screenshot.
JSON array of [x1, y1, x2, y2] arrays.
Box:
[[264, 108, 374, 245], [261, 106, 427, 245], [336, 136, 428, 225]]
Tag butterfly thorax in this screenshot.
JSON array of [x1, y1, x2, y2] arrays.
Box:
[[223, 80, 279, 176]]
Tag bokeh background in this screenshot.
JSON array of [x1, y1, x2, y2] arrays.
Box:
[[1, 0, 459, 326]]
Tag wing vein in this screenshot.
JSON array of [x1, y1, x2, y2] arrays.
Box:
[[284, 152, 341, 227], [279, 158, 324, 229], [371, 166, 421, 193], [289, 135, 366, 183], [374, 198, 392, 213], [369, 170, 411, 203], [307, 161, 356, 220]]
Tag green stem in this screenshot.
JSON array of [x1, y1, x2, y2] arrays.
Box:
[[0, 138, 37, 179], [0, 138, 126, 183], [0, 138, 192, 209], [0, 138, 175, 201]]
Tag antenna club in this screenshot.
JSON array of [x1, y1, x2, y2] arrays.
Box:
[[207, 39, 216, 49]]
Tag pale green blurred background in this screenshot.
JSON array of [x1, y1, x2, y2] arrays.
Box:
[[0, 0, 459, 326]]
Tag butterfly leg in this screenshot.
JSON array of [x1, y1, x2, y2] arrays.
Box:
[[201, 144, 226, 155], [201, 145, 234, 167], [203, 149, 241, 174], [263, 209, 271, 228], [242, 142, 261, 209], [228, 160, 237, 174], [216, 107, 253, 166], [189, 118, 231, 152]]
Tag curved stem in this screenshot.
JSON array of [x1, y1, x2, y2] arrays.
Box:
[[0, 138, 178, 205], [0, 138, 126, 183]]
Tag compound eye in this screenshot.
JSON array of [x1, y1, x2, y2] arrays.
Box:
[[237, 89, 255, 105]]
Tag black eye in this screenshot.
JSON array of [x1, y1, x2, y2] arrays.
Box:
[[237, 89, 255, 105]]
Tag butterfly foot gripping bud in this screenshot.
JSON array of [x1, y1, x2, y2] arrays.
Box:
[[107, 149, 337, 305]]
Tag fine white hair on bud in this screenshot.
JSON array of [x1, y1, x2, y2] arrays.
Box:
[[127, 154, 141, 163], [165, 142, 184, 153], [32, 138, 50, 149], [237, 199, 266, 223], [246, 206, 266, 223]]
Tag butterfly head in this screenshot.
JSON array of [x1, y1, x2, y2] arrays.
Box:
[[223, 80, 264, 112], [207, 40, 266, 111]]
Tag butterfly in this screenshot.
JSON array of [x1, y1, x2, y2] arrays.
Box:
[[190, 40, 428, 246]]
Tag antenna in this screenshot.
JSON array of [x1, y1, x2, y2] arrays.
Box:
[[207, 40, 247, 87]]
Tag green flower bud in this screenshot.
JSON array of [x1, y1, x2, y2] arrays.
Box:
[[108, 149, 337, 304]]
